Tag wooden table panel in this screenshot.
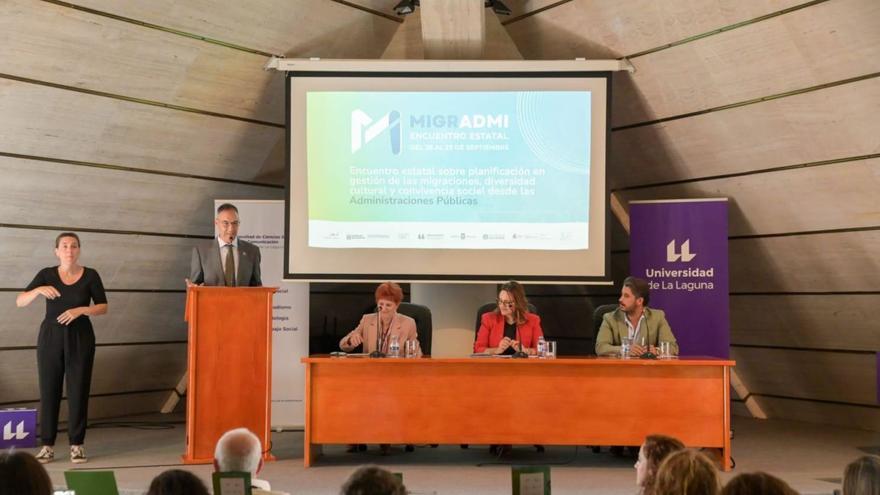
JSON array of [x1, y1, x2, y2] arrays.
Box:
[[302, 357, 734, 469]]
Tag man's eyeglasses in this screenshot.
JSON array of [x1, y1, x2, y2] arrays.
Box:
[[497, 299, 515, 307], [219, 221, 240, 228]]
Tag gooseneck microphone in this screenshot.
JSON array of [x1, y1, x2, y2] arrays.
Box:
[[369, 306, 386, 358], [511, 323, 529, 359]]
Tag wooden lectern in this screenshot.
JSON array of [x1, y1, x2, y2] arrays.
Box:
[[182, 286, 276, 464]]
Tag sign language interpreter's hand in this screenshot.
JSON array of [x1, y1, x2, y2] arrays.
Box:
[[57, 307, 84, 325], [36, 285, 61, 299]]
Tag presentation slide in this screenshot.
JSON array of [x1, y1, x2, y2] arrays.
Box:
[[285, 64, 610, 282], [306, 91, 592, 251]]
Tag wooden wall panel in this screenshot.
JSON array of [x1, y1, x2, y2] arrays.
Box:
[[730, 347, 877, 405], [0, 344, 187, 403], [505, 0, 804, 59], [617, 158, 880, 237], [613, 0, 880, 126], [501, 0, 562, 18], [731, 295, 879, 352], [0, 0, 284, 123], [1, 391, 174, 422], [485, 8, 524, 59], [729, 231, 880, 293], [0, 156, 282, 236], [0, 228, 193, 290], [1, 292, 186, 348], [72, 0, 400, 58], [0, 80, 284, 183], [739, 395, 880, 432], [611, 77, 880, 189]]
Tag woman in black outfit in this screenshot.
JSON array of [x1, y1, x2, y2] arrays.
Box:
[[16, 232, 108, 464]]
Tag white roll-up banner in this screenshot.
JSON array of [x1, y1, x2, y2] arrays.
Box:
[[216, 199, 308, 428]]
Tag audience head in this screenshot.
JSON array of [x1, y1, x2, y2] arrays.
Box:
[[651, 449, 721, 495], [214, 427, 263, 476], [341, 465, 406, 495], [637, 434, 686, 492], [147, 469, 209, 495], [621, 276, 651, 313], [497, 280, 530, 324], [721, 472, 799, 495], [0, 451, 53, 495], [843, 455, 880, 495]]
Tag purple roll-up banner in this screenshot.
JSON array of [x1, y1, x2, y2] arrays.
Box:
[[0, 408, 38, 449], [630, 199, 729, 358]]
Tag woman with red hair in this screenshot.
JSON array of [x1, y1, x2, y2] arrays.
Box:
[[340, 282, 421, 357]]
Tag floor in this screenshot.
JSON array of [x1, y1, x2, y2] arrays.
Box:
[[37, 413, 877, 494]]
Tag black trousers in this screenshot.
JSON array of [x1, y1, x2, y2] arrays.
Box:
[[37, 320, 95, 446]]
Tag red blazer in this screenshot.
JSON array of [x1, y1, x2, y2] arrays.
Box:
[[474, 311, 543, 353]]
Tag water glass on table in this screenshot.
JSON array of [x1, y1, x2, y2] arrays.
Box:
[[620, 337, 632, 358], [658, 341, 673, 359], [545, 340, 557, 359], [404, 339, 418, 358]]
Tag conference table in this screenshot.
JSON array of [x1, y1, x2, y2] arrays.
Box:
[[301, 355, 735, 470]]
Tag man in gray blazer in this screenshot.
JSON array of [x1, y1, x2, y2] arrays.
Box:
[[187, 203, 262, 287], [595, 276, 678, 357]]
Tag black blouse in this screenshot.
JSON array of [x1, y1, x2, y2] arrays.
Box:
[[25, 267, 107, 326], [501, 321, 517, 355]]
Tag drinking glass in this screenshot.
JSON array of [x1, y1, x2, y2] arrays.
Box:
[[545, 341, 557, 359], [621, 337, 632, 359], [404, 340, 418, 358]]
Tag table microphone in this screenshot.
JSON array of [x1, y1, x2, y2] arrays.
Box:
[[369, 306, 386, 358], [511, 325, 529, 359]]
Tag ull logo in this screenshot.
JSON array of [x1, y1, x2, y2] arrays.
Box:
[[667, 239, 696, 262], [0, 409, 37, 448], [3, 421, 28, 441]]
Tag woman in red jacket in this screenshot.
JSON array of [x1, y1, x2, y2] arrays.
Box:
[[474, 281, 543, 355]]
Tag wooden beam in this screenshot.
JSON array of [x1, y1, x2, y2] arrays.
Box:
[[420, 0, 485, 59]]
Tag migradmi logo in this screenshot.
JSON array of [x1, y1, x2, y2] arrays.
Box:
[[667, 239, 696, 262], [351, 109, 402, 155]]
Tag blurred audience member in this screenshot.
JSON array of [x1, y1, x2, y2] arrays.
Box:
[[652, 449, 721, 495], [341, 465, 406, 495], [146, 469, 209, 495], [843, 455, 880, 495], [214, 427, 288, 495], [722, 472, 799, 495], [0, 451, 53, 495], [638, 434, 686, 495]]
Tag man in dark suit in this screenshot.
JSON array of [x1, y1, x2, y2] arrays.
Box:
[[187, 203, 262, 287]]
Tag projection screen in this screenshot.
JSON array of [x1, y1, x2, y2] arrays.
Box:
[[283, 60, 613, 283]]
